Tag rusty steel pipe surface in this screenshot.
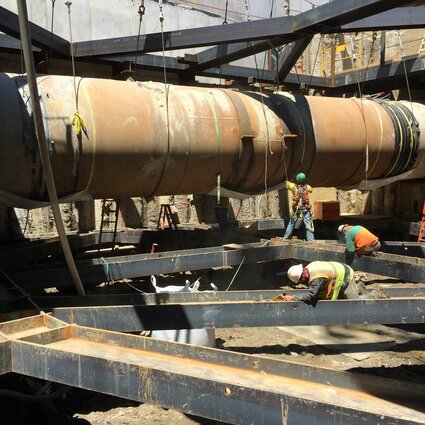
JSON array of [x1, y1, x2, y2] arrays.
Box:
[[1, 73, 425, 203]]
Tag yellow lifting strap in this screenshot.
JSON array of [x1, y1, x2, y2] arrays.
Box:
[[72, 111, 87, 136]]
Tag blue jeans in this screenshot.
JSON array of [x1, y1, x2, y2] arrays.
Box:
[[283, 207, 314, 241]]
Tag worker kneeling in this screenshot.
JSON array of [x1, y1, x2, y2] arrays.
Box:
[[282, 261, 361, 306], [338, 224, 381, 255]]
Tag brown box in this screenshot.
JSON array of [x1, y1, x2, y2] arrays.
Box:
[[314, 200, 340, 221]]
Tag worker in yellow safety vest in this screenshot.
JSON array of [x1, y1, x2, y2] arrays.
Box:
[[283, 172, 314, 241], [279, 261, 359, 306]]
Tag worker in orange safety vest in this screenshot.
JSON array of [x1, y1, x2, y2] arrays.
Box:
[[338, 224, 381, 255]]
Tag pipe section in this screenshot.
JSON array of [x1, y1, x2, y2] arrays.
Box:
[[0, 73, 424, 204]]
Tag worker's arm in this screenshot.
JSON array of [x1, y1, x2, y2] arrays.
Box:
[[345, 234, 356, 253], [285, 181, 295, 190], [293, 278, 327, 306]]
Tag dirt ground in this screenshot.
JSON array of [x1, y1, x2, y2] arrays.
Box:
[[65, 323, 425, 425]]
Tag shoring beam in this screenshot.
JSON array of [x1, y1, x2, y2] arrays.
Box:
[[7, 239, 425, 291], [51, 298, 425, 332], [1, 314, 424, 425], [286, 241, 425, 283], [7, 243, 289, 290], [32, 286, 425, 309]]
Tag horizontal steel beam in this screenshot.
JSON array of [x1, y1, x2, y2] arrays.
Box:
[[33, 286, 425, 309], [8, 239, 425, 291], [337, 6, 425, 32], [2, 314, 424, 424], [71, 0, 410, 61], [332, 56, 425, 90], [52, 298, 425, 332], [184, 0, 412, 73], [8, 243, 289, 290], [73, 17, 293, 57], [286, 241, 425, 283], [0, 5, 69, 55]]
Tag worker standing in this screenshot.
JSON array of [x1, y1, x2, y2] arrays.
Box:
[[283, 172, 314, 241], [278, 261, 358, 306], [338, 224, 381, 255]]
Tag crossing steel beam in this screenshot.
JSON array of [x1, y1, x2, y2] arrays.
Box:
[[0, 5, 69, 55], [6, 239, 424, 293], [286, 241, 425, 284], [336, 6, 425, 32], [7, 243, 289, 290], [1, 314, 424, 425], [51, 298, 425, 332], [32, 286, 425, 309], [70, 0, 412, 61]]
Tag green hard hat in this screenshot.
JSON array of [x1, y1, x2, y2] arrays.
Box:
[[296, 172, 306, 182]]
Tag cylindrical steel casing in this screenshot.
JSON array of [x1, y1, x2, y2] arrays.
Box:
[[0, 74, 424, 203]]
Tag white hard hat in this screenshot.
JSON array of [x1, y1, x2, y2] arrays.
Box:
[[338, 224, 347, 233], [288, 264, 304, 283]]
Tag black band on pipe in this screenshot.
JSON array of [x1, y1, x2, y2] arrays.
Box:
[[374, 100, 420, 177]]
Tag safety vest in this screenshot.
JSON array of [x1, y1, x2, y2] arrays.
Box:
[[306, 261, 352, 300], [286, 182, 311, 209]]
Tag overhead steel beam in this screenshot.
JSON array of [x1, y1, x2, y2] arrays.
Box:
[[336, 6, 425, 32], [184, 0, 413, 73], [72, 16, 293, 57], [277, 37, 314, 81], [52, 298, 425, 332], [2, 314, 425, 424], [0, 5, 69, 55], [71, 0, 411, 63], [7, 243, 289, 290], [332, 56, 425, 91]]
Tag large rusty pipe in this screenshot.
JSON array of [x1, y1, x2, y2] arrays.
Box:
[[0, 73, 424, 204]]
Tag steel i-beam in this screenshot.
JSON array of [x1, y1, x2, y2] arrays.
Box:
[[0, 314, 424, 425]]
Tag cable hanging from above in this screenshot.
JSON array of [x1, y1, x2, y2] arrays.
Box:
[[133, 0, 146, 70]]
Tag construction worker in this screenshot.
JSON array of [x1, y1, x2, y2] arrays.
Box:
[[278, 261, 359, 306], [338, 224, 381, 255], [283, 172, 314, 241]]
